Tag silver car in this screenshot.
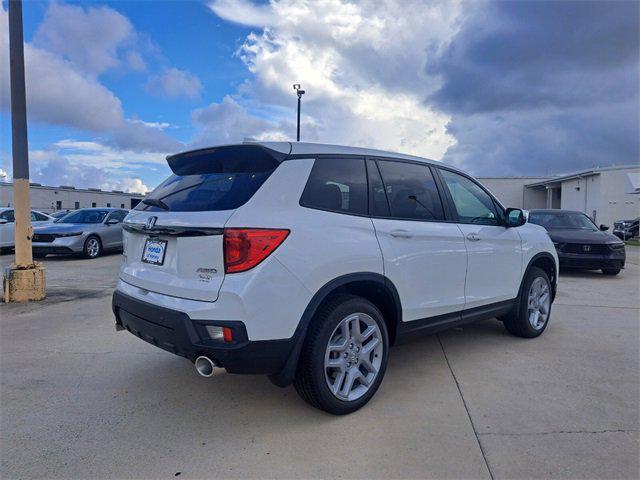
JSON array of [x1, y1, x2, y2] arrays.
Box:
[[32, 208, 128, 259], [0, 208, 54, 252]]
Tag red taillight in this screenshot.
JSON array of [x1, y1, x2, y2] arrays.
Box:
[[222, 327, 233, 342], [224, 228, 290, 273]]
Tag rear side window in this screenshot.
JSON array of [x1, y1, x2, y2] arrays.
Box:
[[376, 160, 444, 221], [300, 158, 367, 215]]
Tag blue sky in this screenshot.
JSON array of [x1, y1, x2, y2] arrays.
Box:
[[1, 0, 638, 193]]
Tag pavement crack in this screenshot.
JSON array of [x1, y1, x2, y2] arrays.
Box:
[[478, 429, 638, 437], [438, 334, 494, 480]]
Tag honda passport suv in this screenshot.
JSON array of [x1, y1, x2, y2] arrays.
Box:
[[113, 142, 558, 414]]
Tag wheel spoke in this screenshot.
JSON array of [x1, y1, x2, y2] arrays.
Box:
[[361, 337, 380, 355], [360, 355, 376, 375], [348, 316, 361, 338], [359, 325, 376, 342], [357, 371, 371, 387], [339, 370, 357, 398], [331, 370, 346, 395]]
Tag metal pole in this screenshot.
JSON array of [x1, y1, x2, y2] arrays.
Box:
[[8, 0, 33, 266], [296, 95, 301, 142]]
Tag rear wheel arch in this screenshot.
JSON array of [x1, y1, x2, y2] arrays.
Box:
[[269, 272, 402, 387]]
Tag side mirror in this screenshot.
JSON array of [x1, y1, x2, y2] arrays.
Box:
[[599, 224, 609, 231], [506, 208, 526, 227], [0, 218, 7, 225], [106, 219, 120, 225]]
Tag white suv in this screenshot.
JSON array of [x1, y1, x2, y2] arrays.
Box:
[[113, 142, 558, 414]]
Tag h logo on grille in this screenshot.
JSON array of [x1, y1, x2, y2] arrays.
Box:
[[583, 245, 591, 252], [145, 216, 157, 229]]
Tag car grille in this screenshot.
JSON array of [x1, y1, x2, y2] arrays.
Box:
[[32, 234, 55, 243], [561, 243, 611, 254]]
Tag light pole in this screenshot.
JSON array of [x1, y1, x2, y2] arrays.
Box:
[[3, 0, 45, 302], [293, 84, 305, 141]]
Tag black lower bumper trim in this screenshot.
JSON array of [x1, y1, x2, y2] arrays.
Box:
[[33, 246, 74, 254], [112, 290, 295, 375], [559, 253, 625, 270]]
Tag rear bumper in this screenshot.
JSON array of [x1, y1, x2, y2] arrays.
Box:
[[112, 290, 295, 375], [558, 252, 625, 270]]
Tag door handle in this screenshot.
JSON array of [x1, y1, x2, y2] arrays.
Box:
[[466, 233, 480, 242], [390, 229, 412, 238]]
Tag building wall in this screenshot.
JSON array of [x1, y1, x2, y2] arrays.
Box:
[[594, 169, 640, 227], [554, 168, 639, 227], [0, 183, 144, 212], [478, 177, 550, 208], [560, 177, 587, 212]]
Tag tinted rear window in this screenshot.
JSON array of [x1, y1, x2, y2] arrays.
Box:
[[136, 171, 273, 212], [300, 157, 368, 215]]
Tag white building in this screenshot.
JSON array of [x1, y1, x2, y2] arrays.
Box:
[[479, 164, 640, 227], [0, 182, 144, 213]]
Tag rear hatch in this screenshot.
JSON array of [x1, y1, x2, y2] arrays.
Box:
[[120, 144, 287, 302]]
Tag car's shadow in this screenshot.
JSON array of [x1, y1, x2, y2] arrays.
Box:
[[40, 250, 123, 262], [559, 268, 621, 279]]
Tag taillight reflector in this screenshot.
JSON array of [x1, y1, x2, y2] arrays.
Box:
[[224, 228, 290, 273]]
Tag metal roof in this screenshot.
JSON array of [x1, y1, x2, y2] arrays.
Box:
[[525, 165, 639, 188]]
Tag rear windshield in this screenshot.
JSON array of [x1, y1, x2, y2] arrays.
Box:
[[137, 171, 273, 212]]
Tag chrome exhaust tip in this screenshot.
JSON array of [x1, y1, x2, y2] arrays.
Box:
[[195, 356, 219, 378]]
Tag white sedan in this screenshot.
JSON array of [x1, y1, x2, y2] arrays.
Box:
[[0, 208, 54, 252]]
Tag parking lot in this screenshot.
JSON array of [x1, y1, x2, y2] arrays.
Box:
[[1, 250, 639, 479]]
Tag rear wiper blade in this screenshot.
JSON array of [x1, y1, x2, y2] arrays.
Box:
[[142, 198, 169, 210]]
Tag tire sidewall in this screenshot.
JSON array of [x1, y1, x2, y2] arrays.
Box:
[[309, 297, 389, 414], [83, 235, 102, 259], [517, 267, 552, 337]]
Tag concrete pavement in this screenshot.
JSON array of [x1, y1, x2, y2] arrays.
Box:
[[1, 249, 638, 479]]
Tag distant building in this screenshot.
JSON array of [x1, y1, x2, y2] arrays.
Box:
[[0, 182, 145, 212], [479, 165, 640, 227]]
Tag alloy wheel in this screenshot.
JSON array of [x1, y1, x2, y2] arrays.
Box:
[[527, 277, 550, 330], [86, 238, 100, 258], [324, 312, 383, 401]]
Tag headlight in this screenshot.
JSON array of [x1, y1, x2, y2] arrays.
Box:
[[608, 242, 625, 250], [54, 232, 82, 237]]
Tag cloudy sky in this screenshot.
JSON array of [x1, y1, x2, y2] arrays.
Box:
[[0, 0, 638, 193]]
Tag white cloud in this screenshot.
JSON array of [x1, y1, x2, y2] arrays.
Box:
[[207, 0, 461, 159], [110, 177, 149, 194], [208, 0, 276, 27], [0, 4, 180, 153], [33, 2, 137, 76], [147, 67, 202, 99], [191, 96, 291, 146], [0, 167, 9, 182], [27, 139, 166, 192]]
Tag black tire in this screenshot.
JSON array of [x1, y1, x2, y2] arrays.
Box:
[[502, 266, 552, 338], [83, 235, 102, 259], [294, 294, 389, 415], [602, 268, 621, 276]]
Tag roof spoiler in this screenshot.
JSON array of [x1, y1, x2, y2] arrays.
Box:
[[166, 144, 288, 176]]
